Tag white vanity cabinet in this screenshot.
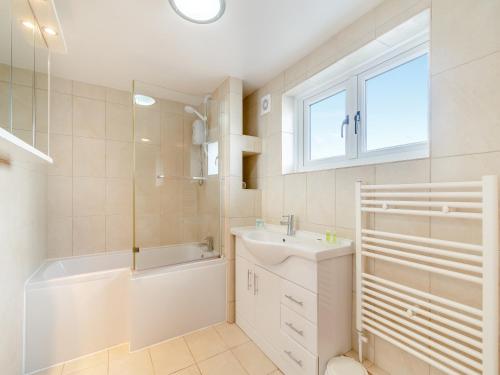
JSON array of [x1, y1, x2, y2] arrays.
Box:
[[234, 233, 353, 375]]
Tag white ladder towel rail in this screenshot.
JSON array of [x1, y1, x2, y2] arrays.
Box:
[[355, 175, 499, 375]]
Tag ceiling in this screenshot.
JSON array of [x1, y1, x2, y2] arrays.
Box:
[[51, 0, 383, 97]]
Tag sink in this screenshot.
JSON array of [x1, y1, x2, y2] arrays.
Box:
[[237, 228, 353, 265]]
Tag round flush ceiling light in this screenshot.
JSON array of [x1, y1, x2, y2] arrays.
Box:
[[169, 0, 225, 24], [42, 26, 57, 36], [134, 94, 156, 106]]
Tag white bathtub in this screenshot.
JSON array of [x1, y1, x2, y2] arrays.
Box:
[[24, 245, 226, 374]]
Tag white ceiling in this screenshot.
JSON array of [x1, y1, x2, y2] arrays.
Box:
[[51, 0, 383, 97]]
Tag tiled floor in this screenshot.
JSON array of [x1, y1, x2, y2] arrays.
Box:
[[33, 323, 283, 375]]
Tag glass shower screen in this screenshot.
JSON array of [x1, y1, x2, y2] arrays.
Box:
[[132, 81, 221, 271]]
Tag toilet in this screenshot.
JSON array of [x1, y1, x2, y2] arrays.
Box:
[[325, 356, 368, 375]]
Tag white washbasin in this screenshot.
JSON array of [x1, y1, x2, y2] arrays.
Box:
[[237, 228, 353, 265]]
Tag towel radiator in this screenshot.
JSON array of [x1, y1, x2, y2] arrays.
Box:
[[355, 176, 498, 375]]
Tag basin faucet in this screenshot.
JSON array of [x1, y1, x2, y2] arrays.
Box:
[[204, 236, 214, 251], [280, 214, 296, 236]]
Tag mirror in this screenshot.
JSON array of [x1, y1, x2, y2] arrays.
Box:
[[0, 0, 51, 156], [11, 0, 35, 145], [0, 0, 11, 131]]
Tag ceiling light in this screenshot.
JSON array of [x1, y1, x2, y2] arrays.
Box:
[[134, 94, 156, 106], [141, 138, 151, 143], [169, 0, 225, 24], [43, 26, 57, 36], [22, 20, 35, 30]]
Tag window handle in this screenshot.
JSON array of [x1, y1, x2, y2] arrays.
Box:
[[340, 115, 349, 138], [354, 111, 361, 135]]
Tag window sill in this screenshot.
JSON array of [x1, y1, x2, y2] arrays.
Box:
[[289, 147, 429, 174], [0, 127, 53, 165]]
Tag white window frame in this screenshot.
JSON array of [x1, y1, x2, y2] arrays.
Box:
[[357, 44, 429, 162], [294, 41, 430, 172]]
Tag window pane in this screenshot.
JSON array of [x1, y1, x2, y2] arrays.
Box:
[[207, 141, 218, 175], [309, 90, 346, 161], [365, 54, 429, 151]]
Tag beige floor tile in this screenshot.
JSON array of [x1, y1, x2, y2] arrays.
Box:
[[232, 341, 276, 375], [108, 344, 154, 375], [214, 322, 250, 348], [62, 364, 107, 375], [172, 365, 201, 375], [269, 370, 284, 375], [184, 327, 227, 362], [62, 351, 107, 374], [32, 365, 63, 375], [197, 351, 247, 375], [150, 337, 195, 375]]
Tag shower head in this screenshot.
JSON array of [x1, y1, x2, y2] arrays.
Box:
[[184, 105, 206, 122]]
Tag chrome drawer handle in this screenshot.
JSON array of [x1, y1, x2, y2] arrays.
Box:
[[284, 350, 303, 367], [284, 294, 303, 306], [285, 322, 304, 336]]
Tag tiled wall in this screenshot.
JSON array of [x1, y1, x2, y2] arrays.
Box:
[[47, 78, 133, 257], [0, 156, 47, 374], [47, 78, 221, 258], [243, 0, 500, 374]]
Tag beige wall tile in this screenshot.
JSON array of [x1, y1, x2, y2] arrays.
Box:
[[48, 134, 73, 176], [374, 337, 430, 375], [106, 215, 132, 251], [73, 97, 105, 138], [48, 176, 72, 217], [51, 76, 73, 95], [335, 166, 375, 229], [136, 106, 161, 144], [106, 140, 133, 178], [136, 214, 161, 248], [160, 214, 181, 245], [160, 179, 182, 215], [431, 0, 500, 74], [73, 137, 105, 177], [106, 178, 133, 215], [73, 81, 106, 100], [106, 102, 133, 142], [73, 177, 106, 216], [431, 52, 500, 158], [106, 88, 131, 106], [263, 175, 283, 221], [135, 177, 161, 215], [50, 92, 73, 135], [48, 216, 73, 259], [306, 170, 335, 226], [73, 216, 106, 255], [264, 133, 282, 177], [283, 173, 307, 225], [136, 143, 161, 178]]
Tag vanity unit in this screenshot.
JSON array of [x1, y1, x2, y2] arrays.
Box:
[[232, 227, 353, 375]]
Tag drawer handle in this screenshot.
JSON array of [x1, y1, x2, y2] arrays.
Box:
[[284, 294, 303, 306], [284, 350, 303, 367], [285, 321, 304, 336]]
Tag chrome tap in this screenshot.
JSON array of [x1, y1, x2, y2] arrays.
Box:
[[280, 214, 296, 236]]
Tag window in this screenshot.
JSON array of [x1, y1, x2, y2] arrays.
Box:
[[294, 42, 429, 172], [207, 141, 218, 175]]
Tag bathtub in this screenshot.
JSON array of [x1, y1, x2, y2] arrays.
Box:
[[24, 244, 226, 374]]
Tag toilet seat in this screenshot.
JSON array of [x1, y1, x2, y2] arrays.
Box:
[[325, 356, 368, 375]]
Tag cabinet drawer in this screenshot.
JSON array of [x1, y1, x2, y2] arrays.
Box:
[[279, 332, 318, 375], [281, 305, 317, 354], [281, 279, 317, 323]]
